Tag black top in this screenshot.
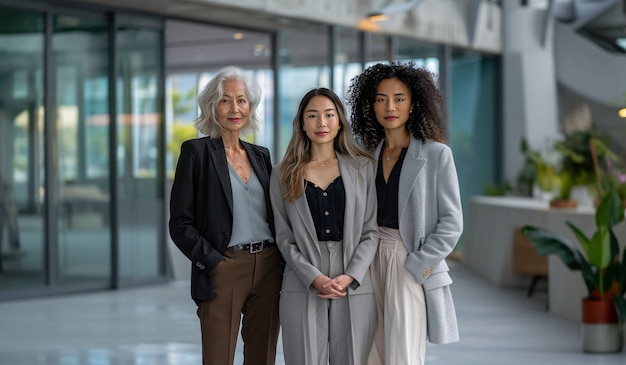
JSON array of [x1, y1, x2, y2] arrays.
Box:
[[305, 176, 345, 241], [376, 147, 408, 229]]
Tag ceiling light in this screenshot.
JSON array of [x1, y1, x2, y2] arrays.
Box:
[[618, 107, 626, 118], [365, 0, 423, 21], [233, 33, 244, 40], [367, 13, 388, 22]]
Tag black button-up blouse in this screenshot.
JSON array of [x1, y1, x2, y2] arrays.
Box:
[[305, 176, 345, 241]]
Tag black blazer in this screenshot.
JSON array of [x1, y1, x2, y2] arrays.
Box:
[[169, 136, 275, 304]]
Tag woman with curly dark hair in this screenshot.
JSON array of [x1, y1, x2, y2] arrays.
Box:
[[346, 61, 463, 365]]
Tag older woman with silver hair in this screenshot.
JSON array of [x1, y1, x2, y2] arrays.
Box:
[[169, 66, 282, 365]]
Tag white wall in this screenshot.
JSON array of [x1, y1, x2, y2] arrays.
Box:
[[502, 2, 560, 185]]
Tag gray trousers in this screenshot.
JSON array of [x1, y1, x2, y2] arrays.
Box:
[[280, 240, 374, 365]]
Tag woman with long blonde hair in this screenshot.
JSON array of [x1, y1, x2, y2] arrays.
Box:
[[270, 88, 378, 365]]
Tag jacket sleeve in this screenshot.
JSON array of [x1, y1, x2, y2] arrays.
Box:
[[269, 167, 323, 288], [344, 158, 379, 289], [405, 144, 463, 284], [168, 141, 224, 273]]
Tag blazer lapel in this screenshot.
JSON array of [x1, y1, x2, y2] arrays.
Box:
[[209, 138, 234, 213], [398, 137, 426, 220], [292, 192, 321, 255], [338, 154, 357, 247], [242, 141, 268, 188]]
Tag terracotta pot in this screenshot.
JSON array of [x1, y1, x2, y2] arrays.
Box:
[[581, 298, 623, 353], [582, 298, 618, 323], [549, 199, 578, 209]]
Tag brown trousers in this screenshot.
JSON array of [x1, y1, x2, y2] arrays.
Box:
[[197, 245, 282, 365]]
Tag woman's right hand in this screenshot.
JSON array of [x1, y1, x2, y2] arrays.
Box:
[[313, 275, 347, 299]]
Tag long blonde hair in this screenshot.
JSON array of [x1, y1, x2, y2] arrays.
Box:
[[279, 88, 373, 202]]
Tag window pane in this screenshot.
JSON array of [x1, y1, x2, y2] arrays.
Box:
[[116, 24, 164, 282], [53, 14, 111, 284], [451, 50, 500, 210], [277, 25, 330, 159], [0, 6, 45, 291], [333, 27, 362, 100]]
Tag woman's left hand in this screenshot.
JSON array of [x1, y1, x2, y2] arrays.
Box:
[[319, 274, 354, 299]]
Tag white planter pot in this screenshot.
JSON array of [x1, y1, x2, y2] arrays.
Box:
[[581, 323, 624, 353], [570, 185, 594, 209]]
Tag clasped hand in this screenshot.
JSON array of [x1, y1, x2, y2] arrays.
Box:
[[313, 274, 354, 299]]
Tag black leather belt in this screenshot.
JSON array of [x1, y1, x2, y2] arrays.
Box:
[[229, 240, 275, 253]]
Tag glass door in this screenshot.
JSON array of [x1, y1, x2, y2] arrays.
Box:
[[0, 6, 45, 291], [52, 12, 111, 285], [116, 16, 166, 283]]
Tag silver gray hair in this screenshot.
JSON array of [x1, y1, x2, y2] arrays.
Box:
[[194, 66, 262, 138]]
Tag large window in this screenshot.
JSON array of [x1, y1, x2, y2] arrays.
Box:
[[0, 4, 171, 298]]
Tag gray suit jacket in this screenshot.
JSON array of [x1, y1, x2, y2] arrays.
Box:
[[374, 136, 463, 344], [270, 153, 378, 293]]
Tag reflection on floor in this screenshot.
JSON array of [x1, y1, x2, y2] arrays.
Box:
[[0, 261, 624, 365]]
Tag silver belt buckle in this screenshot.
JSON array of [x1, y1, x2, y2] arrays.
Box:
[[249, 241, 263, 253]]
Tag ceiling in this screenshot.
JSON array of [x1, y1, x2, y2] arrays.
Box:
[[551, 0, 626, 53]]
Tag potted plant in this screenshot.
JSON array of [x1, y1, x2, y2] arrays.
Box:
[[519, 138, 558, 201], [594, 157, 626, 208], [553, 130, 617, 208], [550, 169, 578, 209], [521, 188, 626, 353]]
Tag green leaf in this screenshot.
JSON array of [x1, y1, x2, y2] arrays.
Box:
[[579, 254, 598, 295], [588, 226, 611, 270], [521, 226, 583, 271], [596, 189, 625, 228], [617, 250, 626, 297], [565, 221, 590, 255]]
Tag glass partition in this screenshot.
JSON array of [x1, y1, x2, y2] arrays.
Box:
[[276, 25, 331, 159], [395, 37, 441, 79], [116, 20, 165, 283], [0, 6, 45, 290], [451, 50, 500, 211], [52, 13, 111, 284], [333, 27, 362, 101]]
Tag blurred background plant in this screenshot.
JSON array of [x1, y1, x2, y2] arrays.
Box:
[[594, 157, 626, 204], [518, 138, 558, 196], [554, 130, 616, 197]]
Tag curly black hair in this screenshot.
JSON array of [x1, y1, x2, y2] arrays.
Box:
[[345, 61, 448, 150]]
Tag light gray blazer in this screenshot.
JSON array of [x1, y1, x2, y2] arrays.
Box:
[[374, 136, 463, 344], [269, 153, 378, 294]]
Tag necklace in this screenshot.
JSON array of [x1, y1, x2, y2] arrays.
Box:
[[310, 156, 337, 167], [384, 147, 402, 161]]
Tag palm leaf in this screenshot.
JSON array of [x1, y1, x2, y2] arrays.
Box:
[[565, 221, 591, 255], [521, 226, 583, 271]]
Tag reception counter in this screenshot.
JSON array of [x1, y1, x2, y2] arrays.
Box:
[[463, 195, 626, 322]]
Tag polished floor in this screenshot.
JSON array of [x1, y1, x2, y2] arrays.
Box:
[[0, 259, 624, 365]]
